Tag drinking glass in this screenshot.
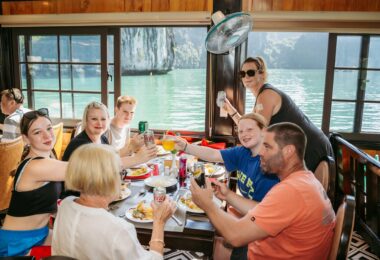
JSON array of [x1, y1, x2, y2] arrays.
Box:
[[162, 133, 177, 177], [143, 130, 155, 148]]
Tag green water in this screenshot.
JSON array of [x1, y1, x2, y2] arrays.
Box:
[[27, 68, 380, 133]]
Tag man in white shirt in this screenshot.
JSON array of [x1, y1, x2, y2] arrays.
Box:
[[1, 88, 30, 142], [106, 95, 144, 156]]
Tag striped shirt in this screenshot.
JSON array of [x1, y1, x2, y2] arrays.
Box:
[[1, 107, 30, 142]]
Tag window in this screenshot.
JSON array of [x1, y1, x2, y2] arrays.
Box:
[[14, 27, 207, 132], [120, 27, 207, 132], [329, 35, 380, 134], [245, 32, 328, 128]]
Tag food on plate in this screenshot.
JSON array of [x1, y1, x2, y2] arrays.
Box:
[[145, 176, 177, 188], [131, 201, 153, 220], [179, 194, 203, 212], [204, 163, 216, 175], [117, 183, 131, 200], [129, 166, 148, 176]]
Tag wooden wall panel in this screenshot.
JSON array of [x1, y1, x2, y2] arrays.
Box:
[[244, 0, 380, 12], [2, 0, 212, 15]]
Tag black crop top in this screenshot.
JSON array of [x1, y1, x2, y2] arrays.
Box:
[[7, 157, 62, 217]]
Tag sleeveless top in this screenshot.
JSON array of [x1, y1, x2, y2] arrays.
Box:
[[255, 84, 333, 172], [7, 157, 62, 217]]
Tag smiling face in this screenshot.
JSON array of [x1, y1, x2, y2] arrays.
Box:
[[258, 130, 285, 174], [25, 116, 55, 153], [85, 108, 108, 137], [238, 118, 263, 151], [115, 102, 136, 125], [240, 62, 261, 90]]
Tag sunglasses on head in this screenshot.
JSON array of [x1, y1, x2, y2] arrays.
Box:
[[8, 88, 24, 104], [239, 70, 257, 78], [23, 108, 49, 120]]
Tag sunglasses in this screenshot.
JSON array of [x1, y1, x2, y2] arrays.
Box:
[[23, 108, 49, 120], [8, 88, 24, 104], [239, 70, 257, 78]]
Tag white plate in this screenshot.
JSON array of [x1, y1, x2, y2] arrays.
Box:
[[204, 164, 225, 177], [125, 206, 153, 223], [144, 176, 178, 188], [178, 195, 205, 214], [113, 185, 131, 202]]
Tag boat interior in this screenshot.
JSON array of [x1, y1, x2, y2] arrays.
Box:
[[0, 0, 379, 259]]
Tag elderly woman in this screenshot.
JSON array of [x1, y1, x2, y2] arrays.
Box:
[[53, 143, 176, 259], [62, 101, 156, 168], [0, 108, 66, 256], [223, 57, 333, 172]]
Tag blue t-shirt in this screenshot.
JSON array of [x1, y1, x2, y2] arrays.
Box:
[[221, 146, 279, 201]]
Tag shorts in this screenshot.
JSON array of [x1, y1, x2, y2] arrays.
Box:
[[0, 226, 48, 256]]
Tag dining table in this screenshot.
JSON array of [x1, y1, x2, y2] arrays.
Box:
[[109, 154, 227, 257]]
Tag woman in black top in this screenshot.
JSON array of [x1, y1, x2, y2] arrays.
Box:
[[0, 108, 66, 256], [223, 57, 333, 172]]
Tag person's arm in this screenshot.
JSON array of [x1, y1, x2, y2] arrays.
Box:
[[119, 133, 144, 157], [174, 136, 223, 163], [254, 89, 281, 125], [190, 178, 268, 247], [27, 158, 67, 182], [223, 97, 241, 125], [120, 145, 157, 168], [212, 180, 258, 215], [149, 198, 176, 255]]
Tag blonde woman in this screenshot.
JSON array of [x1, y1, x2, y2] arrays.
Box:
[[0, 109, 66, 256], [53, 144, 176, 260], [62, 101, 156, 167]]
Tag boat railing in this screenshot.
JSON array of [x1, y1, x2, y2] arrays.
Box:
[[329, 133, 380, 256]]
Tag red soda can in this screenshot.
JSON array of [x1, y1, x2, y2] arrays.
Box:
[[179, 155, 187, 187], [153, 187, 166, 204]]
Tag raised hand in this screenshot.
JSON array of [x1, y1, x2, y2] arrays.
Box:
[[151, 197, 177, 224], [211, 180, 230, 201], [189, 177, 214, 210]]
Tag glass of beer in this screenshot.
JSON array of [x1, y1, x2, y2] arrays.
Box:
[[162, 134, 175, 152]]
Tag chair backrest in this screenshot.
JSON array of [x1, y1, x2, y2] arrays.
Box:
[[329, 195, 356, 260], [314, 156, 336, 204], [0, 136, 24, 210], [52, 122, 64, 160]]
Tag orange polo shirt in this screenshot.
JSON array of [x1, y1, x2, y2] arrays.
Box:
[[248, 171, 335, 260]]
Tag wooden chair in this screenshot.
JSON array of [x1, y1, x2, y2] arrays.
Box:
[[329, 195, 356, 260], [52, 122, 64, 160], [0, 136, 24, 211], [314, 155, 336, 204]]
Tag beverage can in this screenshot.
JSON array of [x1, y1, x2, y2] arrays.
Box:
[[179, 155, 187, 187], [153, 187, 166, 204], [143, 130, 155, 147], [138, 121, 148, 134]]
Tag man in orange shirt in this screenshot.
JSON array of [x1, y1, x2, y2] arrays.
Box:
[[190, 122, 336, 260]]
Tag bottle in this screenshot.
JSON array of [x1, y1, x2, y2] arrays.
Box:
[[164, 166, 170, 176], [178, 154, 187, 187]]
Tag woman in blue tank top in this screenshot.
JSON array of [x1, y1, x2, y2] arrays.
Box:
[[0, 108, 67, 256], [222, 57, 333, 172]]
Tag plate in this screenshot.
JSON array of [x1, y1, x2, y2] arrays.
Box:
[[204, 163, 225, 177], [113, 184, 131, 202], [144, 175, 178, 188], [178, 194, 204, 214], [125, 203, 153, 223], [124, 165, 152, 180]]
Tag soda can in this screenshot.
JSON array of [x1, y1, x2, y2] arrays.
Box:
[[138, 121, 148, 134], [153, 187, 166, 204]]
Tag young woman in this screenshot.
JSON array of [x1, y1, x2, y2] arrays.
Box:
[[0, 108, 66, 256], [53, 143, 176, 259], [223, 57, 333, 172]]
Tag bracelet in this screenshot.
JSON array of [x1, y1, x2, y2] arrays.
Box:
[[183, 142, 188, 152], [230, 111, 237, 117], [149, 239, 165, 247]]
